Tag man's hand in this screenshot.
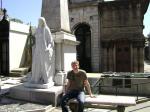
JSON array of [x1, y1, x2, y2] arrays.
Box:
[[62, 92, 66, 96], [89, 94, 96, 98]]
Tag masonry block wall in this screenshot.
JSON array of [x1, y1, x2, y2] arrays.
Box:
[[69, 2, 100, 72]]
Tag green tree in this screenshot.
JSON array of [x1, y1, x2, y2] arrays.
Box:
[[10, 18, 23, 24], [148, 33, 150, 38]]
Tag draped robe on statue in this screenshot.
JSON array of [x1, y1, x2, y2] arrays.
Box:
[[30, 17, 55, 85]]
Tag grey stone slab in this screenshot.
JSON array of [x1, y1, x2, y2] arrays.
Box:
[[9, 84, 63, 106]]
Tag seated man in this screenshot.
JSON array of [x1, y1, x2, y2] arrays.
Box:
[[61, 60, 94, 112]]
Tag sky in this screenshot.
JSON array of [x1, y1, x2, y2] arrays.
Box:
[[2, 0, 150, 37], [2, 0, 42, 27]]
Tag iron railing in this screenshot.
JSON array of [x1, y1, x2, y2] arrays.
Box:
[[91, 77, 150, 101]]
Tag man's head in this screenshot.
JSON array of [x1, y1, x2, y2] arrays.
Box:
[[71, 60, 79, 71]]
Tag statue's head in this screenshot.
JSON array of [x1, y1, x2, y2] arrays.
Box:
[[38, 17, 46, 28]]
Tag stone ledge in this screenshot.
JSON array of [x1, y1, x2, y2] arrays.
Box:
[[9, 84, 63, 106]]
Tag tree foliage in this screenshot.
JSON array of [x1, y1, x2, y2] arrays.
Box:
[[10, 18, 23, 24], [148, 33, 150, 38]]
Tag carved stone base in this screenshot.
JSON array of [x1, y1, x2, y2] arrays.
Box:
[[24, 81, 54, 89], [9, 84, 63, 106], [54, 71, 66, 86]]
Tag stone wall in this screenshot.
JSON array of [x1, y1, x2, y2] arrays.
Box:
[[99, 77, 150, 96], [88, 73, 150, 96], [100, 1, 143, 40], [9, 21, 30, 70], [69, 3, 100, 72], [69, 0, 149, 73], [100, 1, 145, 72]]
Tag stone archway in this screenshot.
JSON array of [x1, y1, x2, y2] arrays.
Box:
[[74, 23, 91, 72]]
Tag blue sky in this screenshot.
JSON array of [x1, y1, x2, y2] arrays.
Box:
[[3, 0, 42, 26], [2, 0, 150, 36], [144, 3, 150, 37]]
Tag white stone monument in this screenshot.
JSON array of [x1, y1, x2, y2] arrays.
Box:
[[42, 0, 79, 85], [24, 17, 55, 88]]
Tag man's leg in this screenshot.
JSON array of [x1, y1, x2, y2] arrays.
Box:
[[77, 91, 85, 112], [61, 90, 78, 112]]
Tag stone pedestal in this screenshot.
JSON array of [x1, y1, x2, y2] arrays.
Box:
[[9, 84, 63, 106], [53, 31, 79, 85], [54, 71, 66, 86], [23, 72, 55, 89], [24, 82, 54, 89]]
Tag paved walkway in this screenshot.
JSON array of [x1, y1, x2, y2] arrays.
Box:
[[0, 97, 51, 112]]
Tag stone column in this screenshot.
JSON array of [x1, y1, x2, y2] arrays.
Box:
[[54, 38, 65, 86], [113, 44, 116, 71], [130, 45, 133, 72], [133, 48, 138, 72], [103, 48, 107, 72], [55, 41, 62, 72], [53, 32, 78, 85], [109, 47, 113, 71], [139, 47, 144, 72], [41, 0, 70, 32]]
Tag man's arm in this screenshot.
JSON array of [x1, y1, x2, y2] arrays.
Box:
[[63, 79, 71, 95], [84, 80, 94, 97]]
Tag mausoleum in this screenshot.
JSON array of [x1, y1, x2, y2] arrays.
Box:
[[68, 0, 150, 73]]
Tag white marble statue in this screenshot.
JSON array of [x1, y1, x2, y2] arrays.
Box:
[[30, 17, 55, 85]]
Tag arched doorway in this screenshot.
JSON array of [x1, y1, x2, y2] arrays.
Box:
[[74, 23, 91, 72]]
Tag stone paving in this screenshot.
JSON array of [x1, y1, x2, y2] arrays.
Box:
[[0, 95, 53, 112], [0, 76, 56, 112]]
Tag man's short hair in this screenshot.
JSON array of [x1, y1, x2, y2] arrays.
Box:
[[71, 60, 79, 66]]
